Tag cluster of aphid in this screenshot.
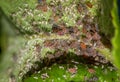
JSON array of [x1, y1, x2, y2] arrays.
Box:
[[16, 36, 109, 80], [11, 3, 52, 33], [11, 0, 98, 34], [10, 0, 110, 81], [16, 33, 72, 79], [16, 38, 44, 79]]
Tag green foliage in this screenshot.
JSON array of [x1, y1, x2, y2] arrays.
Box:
[[112, 0, 120, 70]]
